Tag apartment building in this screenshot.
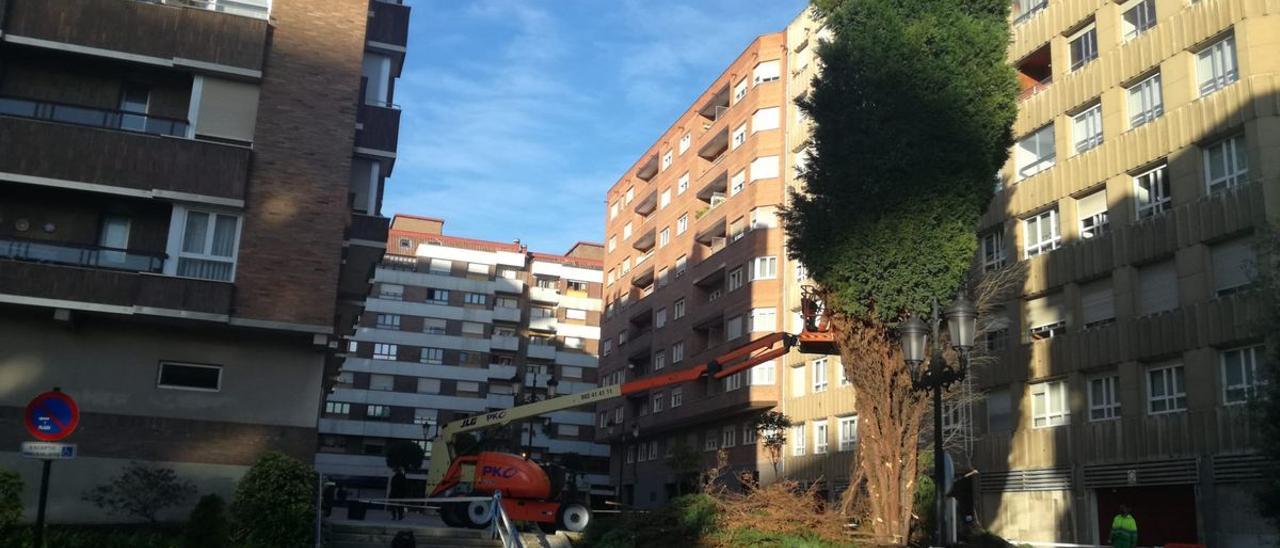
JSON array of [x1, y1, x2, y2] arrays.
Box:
[[972, 1, 1279, 546], [317, 215, 612, 498], [0, 0, 408, 521]]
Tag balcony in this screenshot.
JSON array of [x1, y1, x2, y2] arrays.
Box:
[[491, 335, 519, 352], [0, 96, 188, 137], [530, 286, 560, 304], [617, 385, 779, 440], [1, 236, 165, 274], [529, 315, 557, 333], [0, 260, 233, 316], [633, 190, 658, 216], [636, 154, 659, 181], [697, 84, 730, 123], [1016, 44, 1053, 101], [493, 306, 521, 323], [4, 0, 269, 74], [0, 115, 250, 201], [527, 342, 557, 360], [347, 213, 390, 244], [632, 228, 655, 252], [1011, 0, 1048, 26], [494, 277, 524, 294], [366, 0, 410, 49], [356, 103, 402, 156], [698, 127, 729, 162]]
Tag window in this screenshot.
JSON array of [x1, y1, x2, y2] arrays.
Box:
[[366, 405, 390, 419], [1081, 277, 1116, 328], [397, 237, 412, 250], [1136, 260, 1177, 316], [370, 374, 393, 391], [1222, 345, 1264, 404], [732, 123, 747, 149], [659, 228, 670, 248], [812, 358, 829, 392], [742, 423, 757, 445], [156, 362, 221, 391], [1026, 294, 1065, 341], [981, 311, 1010, 351], [1211, 237, 1255, 295], [672, 341, 685, 363], [749, 206, 778, 230], [751, 360, 776, 386], [750, 156, 780, 181], [565, 308, 588, 321], [625, 187, 634, 203], [676, 214, 689, 236], [608, 236, 617, 252], [426, 288, 449, 304], [653, 391, 664, 413], [496, 297, 519, 309], [1089, 374, 1121, 421], [838, 360, 850, 386], [1197, 35, 1238, 96], [751, 106, 780, 132], [421, 347, 444, 364], [623, 222, 633, 240], [376, 314, 401, 329], [563, 336, 583, 349], [753, 60, 780, 84], [813, 420, 829, 454], [499, 268, 518, 280], [532, 307, 555, 318], [750, 308, 776, 332], [791, 424, 806, 456], [325, 401, 350, 415], [675, 255, 687, 277], [602, 339, 613, 357], [467, 263, 489, 276], [726, 315, 743, 340], [118, 83, 150, 131], [423, 318, 446, 334], [980, 229, 1006, 271], [749, 256, 778, 280], [1031, 379, 1070, 428], [598, 412, 608, 427], [456, 381, 480, 395], [678, 173, 690, 194], [731, 170, 746, 195], [1203, 135, 1248, 193], [705, 430, 719, 451], [619, 330, 629, 346], [658, 267, 670, 287], [430, 259, 452, 274], [172, 208, 241, 281], [722, 426, 736, 448], [373, 343, 397, 360], [838, 416, 858, 451], [728, 267, 744, 291], [723, 371, 744, 392], [1023, 208, 1061, 258], [615, 406, 624, 424], [610, 202, 619, 219], [1121, 0, 1156, 40], [464, 293, 487, 306], [1072, 103, 1103, 154], [679, 133, 691, 154], [1127, 73, 1163, 128], [462, 321, 485, 336], [662, 150, 672, 170], [671, 387, 683, 408], [1068, 23, 1098, 71], [1134, 164, 1171, 219], [733, 78, 749, 103], [1148, 364, 1187, 414], [655, 307, 668, 329], [626, 445, 635, 464], [791, 365, 805, 397], [1016, 124, 1056, 179], [1077, 189, 1109, 239]]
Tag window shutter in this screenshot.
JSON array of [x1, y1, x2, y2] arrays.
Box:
[[1137, 260, 1178, 315], [1211, 238, 1254, 293], [1025, 293, 1064, 329], [1077, 190, 1108, 221], [1080, 278, 1115, 325]]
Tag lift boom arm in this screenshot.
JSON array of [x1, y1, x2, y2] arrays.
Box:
[[424, 331, 796, 493]]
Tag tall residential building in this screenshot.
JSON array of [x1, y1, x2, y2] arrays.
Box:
[[318, 215, 612, 498], [973, 1, 1279, 546], [0, 0, 408, 520], [596, 13, 859, 508]]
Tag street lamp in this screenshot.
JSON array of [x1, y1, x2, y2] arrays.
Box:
[[522, 366, 559, 457], [899, 294, 976, 548]]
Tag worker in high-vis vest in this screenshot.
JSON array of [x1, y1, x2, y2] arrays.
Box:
[[1109, 504, 1138, 548]]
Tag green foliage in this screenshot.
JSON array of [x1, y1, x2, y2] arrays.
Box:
[[230, 452, 315, 548], [81, 462, 196, 523], [183, 494, 229, 548], [3, 524, 184, 548], [783, 0, 1019, 323], [0, 468, 21, 540], [912, 451, 938, 546], [1252, 228, 1280, 530], [579, 494, 719, 548], [383, 439, 425, 471], [719, 527, 852, 547], [752, 411, 793, 477], [666, 442, 704, 496]]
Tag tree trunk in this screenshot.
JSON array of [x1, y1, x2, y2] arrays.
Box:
[[834, 315, 926, 545]]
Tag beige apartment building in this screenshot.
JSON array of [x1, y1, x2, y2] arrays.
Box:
[[595, 10, 861, 508], [972, 0, 1280, 546]]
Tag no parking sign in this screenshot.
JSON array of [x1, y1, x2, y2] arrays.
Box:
[[24, 390, 80, 442]]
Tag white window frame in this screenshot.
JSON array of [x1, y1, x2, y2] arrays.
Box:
[[749, 256, 778, 280], [704, 430, 718, 451], [1147, 364, 1187, 414], [1203, 134, 1248, 193], [742, 423, 757, 445], [1197, 35, 1238, 97], [1133, 163, 1171, 219], [813, 420, 829, 454], [166, 206, 242, 282], [372, 343, 397, 360], [1222, 345, 1264, 405], [791, 423, 806, 456], [654, 349, 667, 371], [1127, 72, 1163, 128], [1077, 190, 1109, 240], [837, 416, 858, 452], [732, 123, 747, 149], [1068, 23, 1098, 71], [981, 229, 1006, 271], [1030, 379, 1071, 428], [1022, 208, 1061, 258], [672, 341, 685, 363], [728, 267, 744, 291], [1072, 103, 1103, 155], [677, 214, 689, 235], [156, 361, 222, 392], [653, 391, 664, 413], [376, 313, 401, 329], [722, 426, 736, 448], [1016, 124, 1056, 180], [1120, 0, 1156, 41], [421, 347, 444, 365], [1088, 374, 1121, 421], [812, 358, 829, 393], [679, 133, 691, 154], [678, 172, 690, 194], [671, 387, 683, 408]]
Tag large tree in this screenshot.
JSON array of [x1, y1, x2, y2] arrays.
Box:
[[784, 0, 1018, 542], [1253, 229, 1280, 531]]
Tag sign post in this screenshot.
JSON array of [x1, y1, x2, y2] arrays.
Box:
[[22, 388, 80, 548]]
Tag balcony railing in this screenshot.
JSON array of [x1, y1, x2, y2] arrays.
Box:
[[142, 0, 271, 20], [0, 96, 189, 137], [1012, 0, 1047, 25], [1018, 76, 1053, 101], [1, 236, 165, 273]]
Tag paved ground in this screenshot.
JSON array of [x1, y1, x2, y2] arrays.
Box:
[[323, 505, 575, 548]]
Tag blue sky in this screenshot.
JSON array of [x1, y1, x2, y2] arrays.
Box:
[[383, 0, 808, 254]]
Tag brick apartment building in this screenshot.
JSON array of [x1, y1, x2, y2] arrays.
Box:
[[317, 215, 612, 498], [0, 0, 408, 521], [970, 0, 1280, 546]]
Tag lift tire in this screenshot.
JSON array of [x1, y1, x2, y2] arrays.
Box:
[[556, 502, 591, 533], [537, 521, 558, 535], [464, 499, 493, 529], [439, 502, 465, 528]]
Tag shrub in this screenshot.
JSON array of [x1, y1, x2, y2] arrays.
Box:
[[0, 468, 22, 539], [231, 452, 315, 548], [383, 440, 425, 472], [184, 494, 229, 548], [81, 462, 195, 523]]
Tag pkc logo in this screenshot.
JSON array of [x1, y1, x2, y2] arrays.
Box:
[[481, 466, 517, 479]]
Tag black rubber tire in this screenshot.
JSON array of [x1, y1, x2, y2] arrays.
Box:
[[439, 502, 465, 528], [537, 521, 558, 535], [463, 499, 493, 529], [556, 502, 591, 533]]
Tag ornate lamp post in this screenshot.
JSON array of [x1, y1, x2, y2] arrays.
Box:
[[521, 366, 558, 456], [900, 295, 976, 548]]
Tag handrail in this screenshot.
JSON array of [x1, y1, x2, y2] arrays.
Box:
[[0, 95, 189, 137], [487, 491, 523, 548], [0, 235, 166, 273]]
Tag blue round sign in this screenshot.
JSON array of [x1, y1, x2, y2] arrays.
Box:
[[24, 391, 80, 441]]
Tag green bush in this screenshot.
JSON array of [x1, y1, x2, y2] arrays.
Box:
[[81, 462, 196, 523], [720, 527, 847, 548], [0, 468, 22, 540], [230, 452, 315, 548], [184, 494, 229, 548], [579, 494, 720, 548], [4, 524, 183, 548]]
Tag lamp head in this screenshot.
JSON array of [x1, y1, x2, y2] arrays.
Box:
[[900, 315, 929, 374], [944, 294, 977, 352]]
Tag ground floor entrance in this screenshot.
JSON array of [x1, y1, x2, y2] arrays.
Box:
[[1095, 484, 1198, 546]]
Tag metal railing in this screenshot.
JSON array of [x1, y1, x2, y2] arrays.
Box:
[[142, 0, 271, 19], [0, 95, 189, 137], [0, 235, 166, 273], [349, 492, 524, 548]]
